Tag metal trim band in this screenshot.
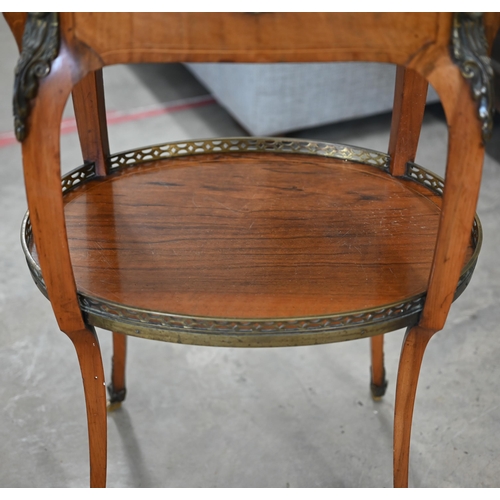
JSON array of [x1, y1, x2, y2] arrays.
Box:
[[21, 138, 482, 346], [108, 137, 390, 170]]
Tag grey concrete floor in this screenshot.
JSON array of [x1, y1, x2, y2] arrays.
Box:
[[1, 16, 500, 488]]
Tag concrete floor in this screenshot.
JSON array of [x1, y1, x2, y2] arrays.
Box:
[[1, 16, 500, 488]]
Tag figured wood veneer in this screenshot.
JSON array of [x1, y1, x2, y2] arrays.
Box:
[[71, 13, 441, 65], [48, 153, 472, 320]]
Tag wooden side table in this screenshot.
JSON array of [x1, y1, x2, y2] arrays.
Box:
[[5, 12, 499, 487]]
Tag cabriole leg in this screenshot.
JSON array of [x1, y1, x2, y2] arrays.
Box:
[[393, 326, 434, 488], [68, 326, 108, 488]]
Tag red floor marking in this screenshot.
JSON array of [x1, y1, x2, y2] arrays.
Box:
[[0, 95, 216, 149]]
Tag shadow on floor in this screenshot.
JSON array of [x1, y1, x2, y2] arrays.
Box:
[[109, 407, 154, 487]]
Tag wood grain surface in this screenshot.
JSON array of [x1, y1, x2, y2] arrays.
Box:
[[70, 12, 442, 66], [51, 153, 472, 320]]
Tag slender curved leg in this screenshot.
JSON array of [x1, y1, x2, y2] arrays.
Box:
[[391, 51, 486, 487], [68, 326, 108, 488], [393, 326, 435, 488], [108, 332, 127, 409], [17, 40, 108, 487], [370, 335, 387, 400]]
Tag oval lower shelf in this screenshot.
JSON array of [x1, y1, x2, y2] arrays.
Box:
[[22, 138, 481, 347]]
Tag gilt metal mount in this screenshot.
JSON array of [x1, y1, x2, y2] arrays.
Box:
[[13, 12, 59, 142], [451, 12, 495, 143]]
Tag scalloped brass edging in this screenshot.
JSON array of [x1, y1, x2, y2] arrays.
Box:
[[405, 162, 444, 195], [13, 12, 59, 142], [20, 139, 482, 347], [451, 12, 495, 143], [108, 137, 390, 171]]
